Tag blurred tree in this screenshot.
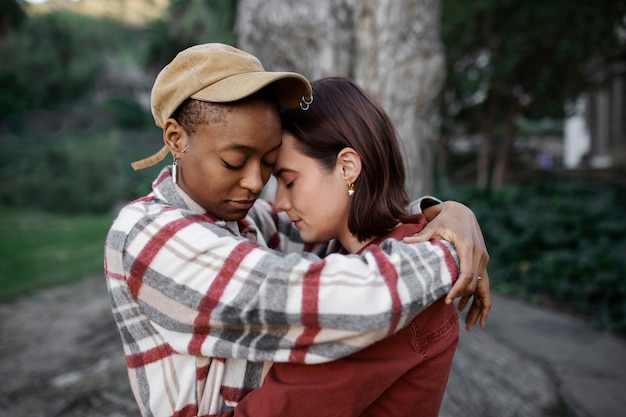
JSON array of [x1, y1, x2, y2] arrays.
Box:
[[442, 0, 626, 189], [237, 0, 445, 198], [144, 0, 236, 71], [0, 8, 148, 214], [11, 133, 123, 213], [0, 10, 138, 116], [0, 0, 27, 39]]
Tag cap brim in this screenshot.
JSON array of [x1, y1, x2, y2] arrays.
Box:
[[190, 71, 311, 109]]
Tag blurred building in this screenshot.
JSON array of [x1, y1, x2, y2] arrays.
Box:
[[564, 61, 626, 169]]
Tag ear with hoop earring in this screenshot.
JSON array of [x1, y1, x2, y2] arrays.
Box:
[[172, 156, 178, 184], [172, 143, 187, 184]]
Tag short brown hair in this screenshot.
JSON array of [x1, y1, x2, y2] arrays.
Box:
[[281, 77, 411, 242]]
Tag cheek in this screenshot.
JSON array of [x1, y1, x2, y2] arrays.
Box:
[[260, 165, 273, 184], [294, 182, 321, 209], [187, 158, 236, 195], [304, 183, 347, 228]]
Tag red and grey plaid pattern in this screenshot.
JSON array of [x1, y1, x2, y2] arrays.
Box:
[[104, 167, 458, 417]]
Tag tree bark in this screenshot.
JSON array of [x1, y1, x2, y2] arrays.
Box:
[[477, 98, 498, 190], [491, 103, 516, 190], [236, 0, 445, 198]]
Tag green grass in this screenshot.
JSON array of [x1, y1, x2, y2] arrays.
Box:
[[0, 207, 114, 300]]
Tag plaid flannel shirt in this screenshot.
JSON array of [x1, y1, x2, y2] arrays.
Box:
[[104, 167, 459, 417]]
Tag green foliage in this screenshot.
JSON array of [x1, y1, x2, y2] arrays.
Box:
[[438, 179, 626, 334], [442, 0, 626, 121], [0, 13, 95, 114], [0, 5, 169, 214], [0, 207, 113, 300], [0, 0, 27, 36], [0, 110, 168, 213], [0, 10, 139, 115], [102, 94, 153, 129], [1, 131, 124, 214], [144, 0, 236, 70]]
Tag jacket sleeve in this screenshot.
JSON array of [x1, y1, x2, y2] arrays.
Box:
[[406, 195, 442, 214], [248, 197, 439, 255], [105, 204, 458, 365], [246, 198, 330, 256]]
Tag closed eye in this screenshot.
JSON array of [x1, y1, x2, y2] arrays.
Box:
[[262, 159, 276, 168], [274, 168, 296, 189], [222, 159, 243, 170]]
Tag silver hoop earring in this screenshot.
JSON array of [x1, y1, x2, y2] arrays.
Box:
[[172, 157, 178, 184], [300, 93, 313, 111]]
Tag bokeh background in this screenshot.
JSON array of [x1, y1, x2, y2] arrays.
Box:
[[2, 0, 623, 333], [1, 1, 625, 416]]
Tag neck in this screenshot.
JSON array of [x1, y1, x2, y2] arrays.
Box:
[[338, 232, 374, 254]]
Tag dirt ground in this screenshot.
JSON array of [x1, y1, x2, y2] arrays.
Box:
[[0, 275, 139, 417], [0, 275, 560, 417]]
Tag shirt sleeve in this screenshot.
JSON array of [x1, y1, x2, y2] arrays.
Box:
[[105, 202, 458, 365], [226, 223, 459, 417], [247, 198, 330, 256], [406, 195, 442, 214]]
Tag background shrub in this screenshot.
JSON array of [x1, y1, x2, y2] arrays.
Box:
[[0, 10, 140, 115], [8, 133, 123, 214], [439, 179, 626, 334]]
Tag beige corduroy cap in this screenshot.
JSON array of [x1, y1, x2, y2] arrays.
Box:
[[131, 43, 312, 170]]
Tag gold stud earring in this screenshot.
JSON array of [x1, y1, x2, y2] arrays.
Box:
[[347, 182, 355, 196]]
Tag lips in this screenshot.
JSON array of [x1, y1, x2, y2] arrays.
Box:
[[228, 199, 256, 211]]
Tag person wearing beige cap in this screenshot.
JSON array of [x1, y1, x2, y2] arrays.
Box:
[[104, 43, 490, 417]]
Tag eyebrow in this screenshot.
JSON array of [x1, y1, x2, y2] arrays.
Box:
[[223, 141, 282, 154], [222, 144, 253, 154], [273, 167, 295, 177]]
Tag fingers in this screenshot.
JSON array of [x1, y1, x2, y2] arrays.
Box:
[[461, 270, 492, 330], [465, 295, 488, 331], [406, 201, 490, 282], [445, 273, 476, 304], [458, 226, 489, 282], [465, 300, 481, 331], [476, 270, 492, 327], [404, 200, 492, 329], [402, 222, 436, 244], [456, 294, 471, 311], [479, 302, 490, 328], [403, 202, 448, 244], [475, 248, 490, 282], [455, 244, 480, 296]]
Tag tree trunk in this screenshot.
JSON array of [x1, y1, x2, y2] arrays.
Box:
[[477, 98, 498, 190], [351, 0, 445, 198], [436, 131, 450, 189], [491, 104, 516, 190], [477, 130, 491, 190], [236, 0, 445, 198]]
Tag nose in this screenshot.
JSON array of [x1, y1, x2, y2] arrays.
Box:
[[273, 185, 291, 212], [240, 163, 266, 195]]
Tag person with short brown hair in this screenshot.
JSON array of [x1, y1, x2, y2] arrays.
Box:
[[105, 43, 490, 417], [234, 77, 486, 416]]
